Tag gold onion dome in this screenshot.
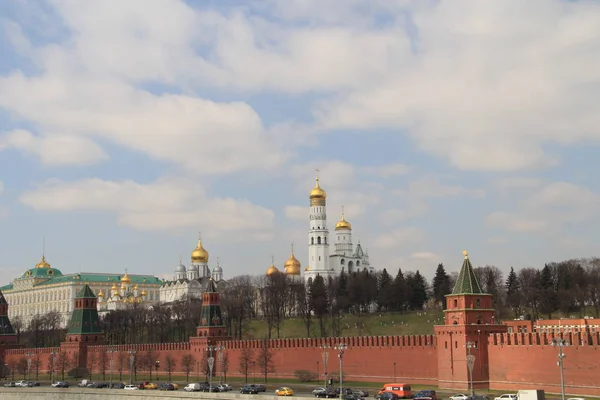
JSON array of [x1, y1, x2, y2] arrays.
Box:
[[266, 263, 280, 276], [98, 290, 104, 298], [133, 284, 139, 291], [309, 177, 326, 206], [284, 251, 301, 276], [141, 289, 147, 296], [111, 283, 118, 291], [305, 266, 310, 272], [35, 255, 51, 269], [335, 210, 352, 231], [191, 238, 209, 263], [120, 273, 131, 284]]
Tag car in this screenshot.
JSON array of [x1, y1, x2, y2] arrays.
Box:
[[171, 382, 180, 390], [255, 383, 267, 392], [3, 382, 16, 387], [450, 394, 470, 400], [379, 393, 400, 400], [495, 395, 517, 400], [158, 383, 175, 391], [314, 387, 337, 398], [354, 390, 370, 398], [276, 387, 294, 396], [240, 384, 259, 394], [124, 384, 139, 390], [51, 381, 70, 388], [185, 383, 202, 392], [221, 383, 233, 391], [142, 382, 158, 390], [415, 390, 437, 400]]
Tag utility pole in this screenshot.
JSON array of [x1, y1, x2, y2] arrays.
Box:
[[107, 348, 116, 388], [465, 342, 476, 397], [551, 338, 569, 400], [49, 352, 57, 384], [335, 343, 348, 400], [206, 345, 216, 390], [321, 344, 330, 387], [128, 350, 136, 385], [25, 353, 33, 381]]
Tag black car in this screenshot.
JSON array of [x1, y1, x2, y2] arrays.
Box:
[[159, 383, 175, 391], [354, 390, 369, 398], [414, 391, 437, 400], [240, 384, 259, 394], [379, 393, 400, 400], [315, 387, 338, 398], [254, 384, 267, 392]]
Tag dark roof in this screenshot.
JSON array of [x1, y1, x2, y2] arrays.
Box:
[[0, 291, 7, 305], [206, 278, 217, 293], [76, 284, 96, 299], [452, 255, 483, 295]]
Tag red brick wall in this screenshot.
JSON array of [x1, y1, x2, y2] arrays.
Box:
[[488, 332, 600, 396]]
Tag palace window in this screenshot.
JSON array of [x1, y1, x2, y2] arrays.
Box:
[[475, 299, 481, 308], [453, 299, 458, 308]]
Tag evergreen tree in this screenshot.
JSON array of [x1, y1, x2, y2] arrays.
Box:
[[309, 275, 328, 337], [393, 269, 407, 312], [505, 266, 521, 318], [336, 271, 350, 313], [377, 269, 395, 311], [432, 263, 451, 308], [539, 264, 558, 319], [406, 270, 428, 310]]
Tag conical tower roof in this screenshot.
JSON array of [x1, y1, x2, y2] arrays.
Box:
[[76, 284, 96, 299], [451, 250, 483, 294]]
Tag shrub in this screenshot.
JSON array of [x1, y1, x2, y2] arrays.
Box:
[[67, 367, 89, 378], [294, 369, 318, 382]]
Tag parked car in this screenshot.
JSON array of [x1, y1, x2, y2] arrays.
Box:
[[221, 383, 233, 391], [15, 381, 27, 387], [171, 383, 180, 390], [77, 379, 89, 387], [450, 394, 470, 400], [255, 384, 267, 392], [415, 390, 437, 400], [240, 384, 259, 394], [379, 393, 400, 400], [354, 390, 370, 398], [276, 387, 294, 396], [124, 384, 139, 390], [203, 384, 221, 392], [495, 394, 517, 400], [110, 382, 125, 389], [51, 381, 70, 388], [3, 382, 16, 387], [314, 387, 338, 398], [185, 383, 202, 392]]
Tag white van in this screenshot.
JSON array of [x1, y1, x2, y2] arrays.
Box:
[[185, 383, 201, 392]]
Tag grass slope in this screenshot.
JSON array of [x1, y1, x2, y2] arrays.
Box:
[[246, 310, 445, 339]]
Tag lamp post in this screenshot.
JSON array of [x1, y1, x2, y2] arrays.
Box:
[[206, 345, 217, 390], [128, 350, 136, 385], [551, 338, 570, 400], [465, 342, 476, 397], [49, 352, 57, 384], [218, 346, 225, 384], [335, 343, 348, 400], [25, 352, 33, 381], [107, 348, 117, 388], [317, 361, 320, 385], [393, 362, 396, 381], [155, 361, 160, 382], [321, 344, 330, 387], [252, 361, 256, 383]]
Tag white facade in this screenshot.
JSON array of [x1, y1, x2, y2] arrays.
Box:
[[159, 238, 225, 303], [304, 178, 374, 283]]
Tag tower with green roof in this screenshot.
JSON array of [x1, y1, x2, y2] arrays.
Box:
[[61, 284, 104, 368], [435, 250, 506, 392]]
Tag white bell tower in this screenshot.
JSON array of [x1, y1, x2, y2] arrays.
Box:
[[306, 171, 332, 282]]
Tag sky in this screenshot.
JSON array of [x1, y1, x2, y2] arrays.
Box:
[[0, 0, 599, 285]]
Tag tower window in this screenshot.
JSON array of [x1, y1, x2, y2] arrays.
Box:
[[319, 256, 321, 261], [324, 237, 327, 244], [317, 237, 322, 244], [453, 299, 458, 308], [311, 238, 314, 245], [357, 261, 360, 266], [341, 259, 345, 265], [475, 299, 481, 308]]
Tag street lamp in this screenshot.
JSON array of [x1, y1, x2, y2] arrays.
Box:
[[155, 361, 160, 382], [252, 361, 256, 383], [335, 343, 348, 400], [128, 350, 136, 385], [25, 352, 33, 381], [50, 351, 58, 383], [206, 345, 218, 390], [551, 338, 570, 400], [320, 344, 330, 387], [107, 348, 117, 388], [465, 342, 476, 397], [217, 346, 225, 384], [393, 362, 396, 381], [317, 361, 320, 385]]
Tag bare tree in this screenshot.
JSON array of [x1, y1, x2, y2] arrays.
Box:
[[139, 349, 156, 381], [58, 352, 70, 380], [164, 355, 176, 382], [221, 275, 255, 339], [17, 357, 27, 379], [181, 354, 196, 382], [11, 316, 23, 344], [117, 352, 126, 381], [238, 346, 253, 383], [296, 282, 313, 337], [256, 339, 275, 383], [32, 354, 41, 380], [87, 352, 97, 380], [98, 351, 108, 380]]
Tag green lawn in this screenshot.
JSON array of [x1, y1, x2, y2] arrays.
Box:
[[246, 310, 446, 339]]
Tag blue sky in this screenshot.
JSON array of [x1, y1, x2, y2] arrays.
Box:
[[1, 0, 599, 284]]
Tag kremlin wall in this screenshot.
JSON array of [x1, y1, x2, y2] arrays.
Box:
[[1, 254, 600, 397]]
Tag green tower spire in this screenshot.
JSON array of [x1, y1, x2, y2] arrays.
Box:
[[451, 250, 483, 295], [67, 284, 102, 335]]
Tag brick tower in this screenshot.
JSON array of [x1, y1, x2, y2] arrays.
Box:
[[60, 284, 104, 368], [435, 250, 507, 391], [192, 278, 231, 344], [0, 291, 17, 346]]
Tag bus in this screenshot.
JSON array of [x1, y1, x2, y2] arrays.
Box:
[[377, 383, 413, 399]]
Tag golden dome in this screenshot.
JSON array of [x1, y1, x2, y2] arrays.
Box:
[[284, 251, 301, 276], [141, 289, 147, 296], [191, 238, 209, 263], [120, 273, 131, 284], [133, 284, 139, 291], [335, 210, 352, 231], [266, 263, 280, 276], [98, 290, 104, 298], [309, 177, 326, 206], [111, 283, 118, 291], [305, 266, 310, 272], [35, 255, 51, 269]]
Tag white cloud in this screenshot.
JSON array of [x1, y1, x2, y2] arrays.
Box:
[[373, 227, 425, 249], [486, 181, 600, 233], [379, 204, 428, 226], [284, 205, 305, 222], [394, 176, 485, 199], [0, 129, 108, 166], [20, 178, 275, 240]]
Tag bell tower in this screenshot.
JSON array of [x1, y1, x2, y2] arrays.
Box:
[[435, 251, 507, 391]]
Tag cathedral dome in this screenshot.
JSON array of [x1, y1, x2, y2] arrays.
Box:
[[284, 251, 301, 276], [213, 263, 223, 273], [266, 263, 280, 276], [309, 178, 326, 206], [97, 290, 104, 298], [335, 211, 352, 231], [191, 238, 209, 263], [175, 262, 186, 273], [111, 283, 118, 291], [120, 273, 131, 284]]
